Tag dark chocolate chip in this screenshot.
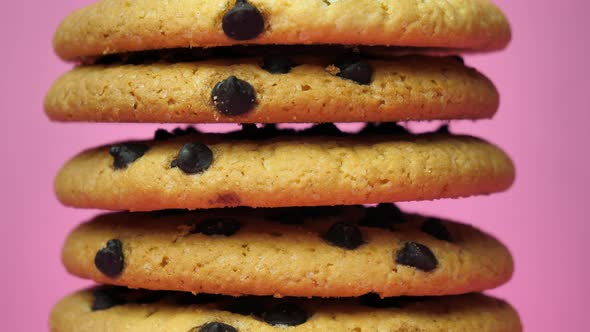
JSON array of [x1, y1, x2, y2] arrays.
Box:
[[172, 126, 199, 137], [421, 218, 452, 242], [253, 123, 285, 138], [154, 129, 174, 141], [323, 222, 364, 250], [224, 297, 265, 316], [240, 123, 259, 134], [359, 203, 405, 229], [338, 61, 373, 84], [303, 123, 343, 136], [196, 322, 238, 332], [263, 302, 308, 326], [435, 124, 450, 134], [262, 55, 297, 74], [184, 126, 199, 135], [92, 287, 126, 311], [359, 122, 409, 135], [176, 293, 224, 305], [359, 293, 403, 308], [94, 239, 125, 278], [171, 143, 213, 174], [211, 76, 256, 116], [227, 123, 287, 140], [395, 242, 438, 272], [109, 143, 149, 170], [193, 218, 241, 236], [222, 0, 264, 40], [172, 127, 189, 136], [333, 53, 373, 85], [375, 203, 403, 217]]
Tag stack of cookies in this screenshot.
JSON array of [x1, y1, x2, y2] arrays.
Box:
[[46, 0, 521, 331]]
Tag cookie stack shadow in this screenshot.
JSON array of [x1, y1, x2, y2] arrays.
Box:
[[46, 0, 521, 331]]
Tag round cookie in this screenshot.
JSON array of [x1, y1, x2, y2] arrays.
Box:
[[45, 55, 499, 123], [53, 0, 511, 60], [54, 124, 515, 211], [61, 206, 513, 297], [50, 287, 522, 332]]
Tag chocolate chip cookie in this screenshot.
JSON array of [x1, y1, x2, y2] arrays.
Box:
[[54, 125, 515, 211], [61, 206, 513, 297], [50, 287, 521, 331]]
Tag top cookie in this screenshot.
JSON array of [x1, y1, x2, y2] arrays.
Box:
[[53, 0, 511, 60]]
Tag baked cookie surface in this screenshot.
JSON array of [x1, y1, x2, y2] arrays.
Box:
[[62, 206, 513, 297], [53, 0, 511, 60], [54, 125, 515, 210], [45, 55, 499, 123], [50, 287, 521, 332]]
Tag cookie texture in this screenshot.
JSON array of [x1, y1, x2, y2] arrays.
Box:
[[54, 126, 515, 211], [53, 0, 511, 60], [45, 55, 499, 123], [61, 207, 513, 297], [50, 287, 522, 332]]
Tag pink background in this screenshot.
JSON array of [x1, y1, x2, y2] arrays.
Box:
[[1, 0, 588, 330]]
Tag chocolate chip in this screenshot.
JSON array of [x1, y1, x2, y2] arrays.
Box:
[[359, 122, 409, 135], [92, 287, 126, 311], [172, 127, 189, 136], [395, 242, 438, 272], [154, 129, 174, 141], [262, 55, 297, 74], [171, 143, 213, 174], [184, 126, 199, 135], [240, 123, 258, 134], [303, 123, 343, 136], [333, 54, 373, 85], [224, 297, 265, 316], [109, 143, 149, 169], [252, 123, 285, 138], [222, 0, 264, 40], [359, 293, 403, 308], [323, 222, 364, 250], [359, 203, 405, 229], [263, 302, 308, 326], [172, 126, 199, 137], [421, 218, 451, 242], [94, 239, 125, 278], [211, 76, 256, 116], [435, 124, 450, 134], [196, 322, 238, 332], [193, 218, 241, 236]]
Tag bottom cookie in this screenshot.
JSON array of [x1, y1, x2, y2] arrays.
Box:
[[50, 287, 521, 332]]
